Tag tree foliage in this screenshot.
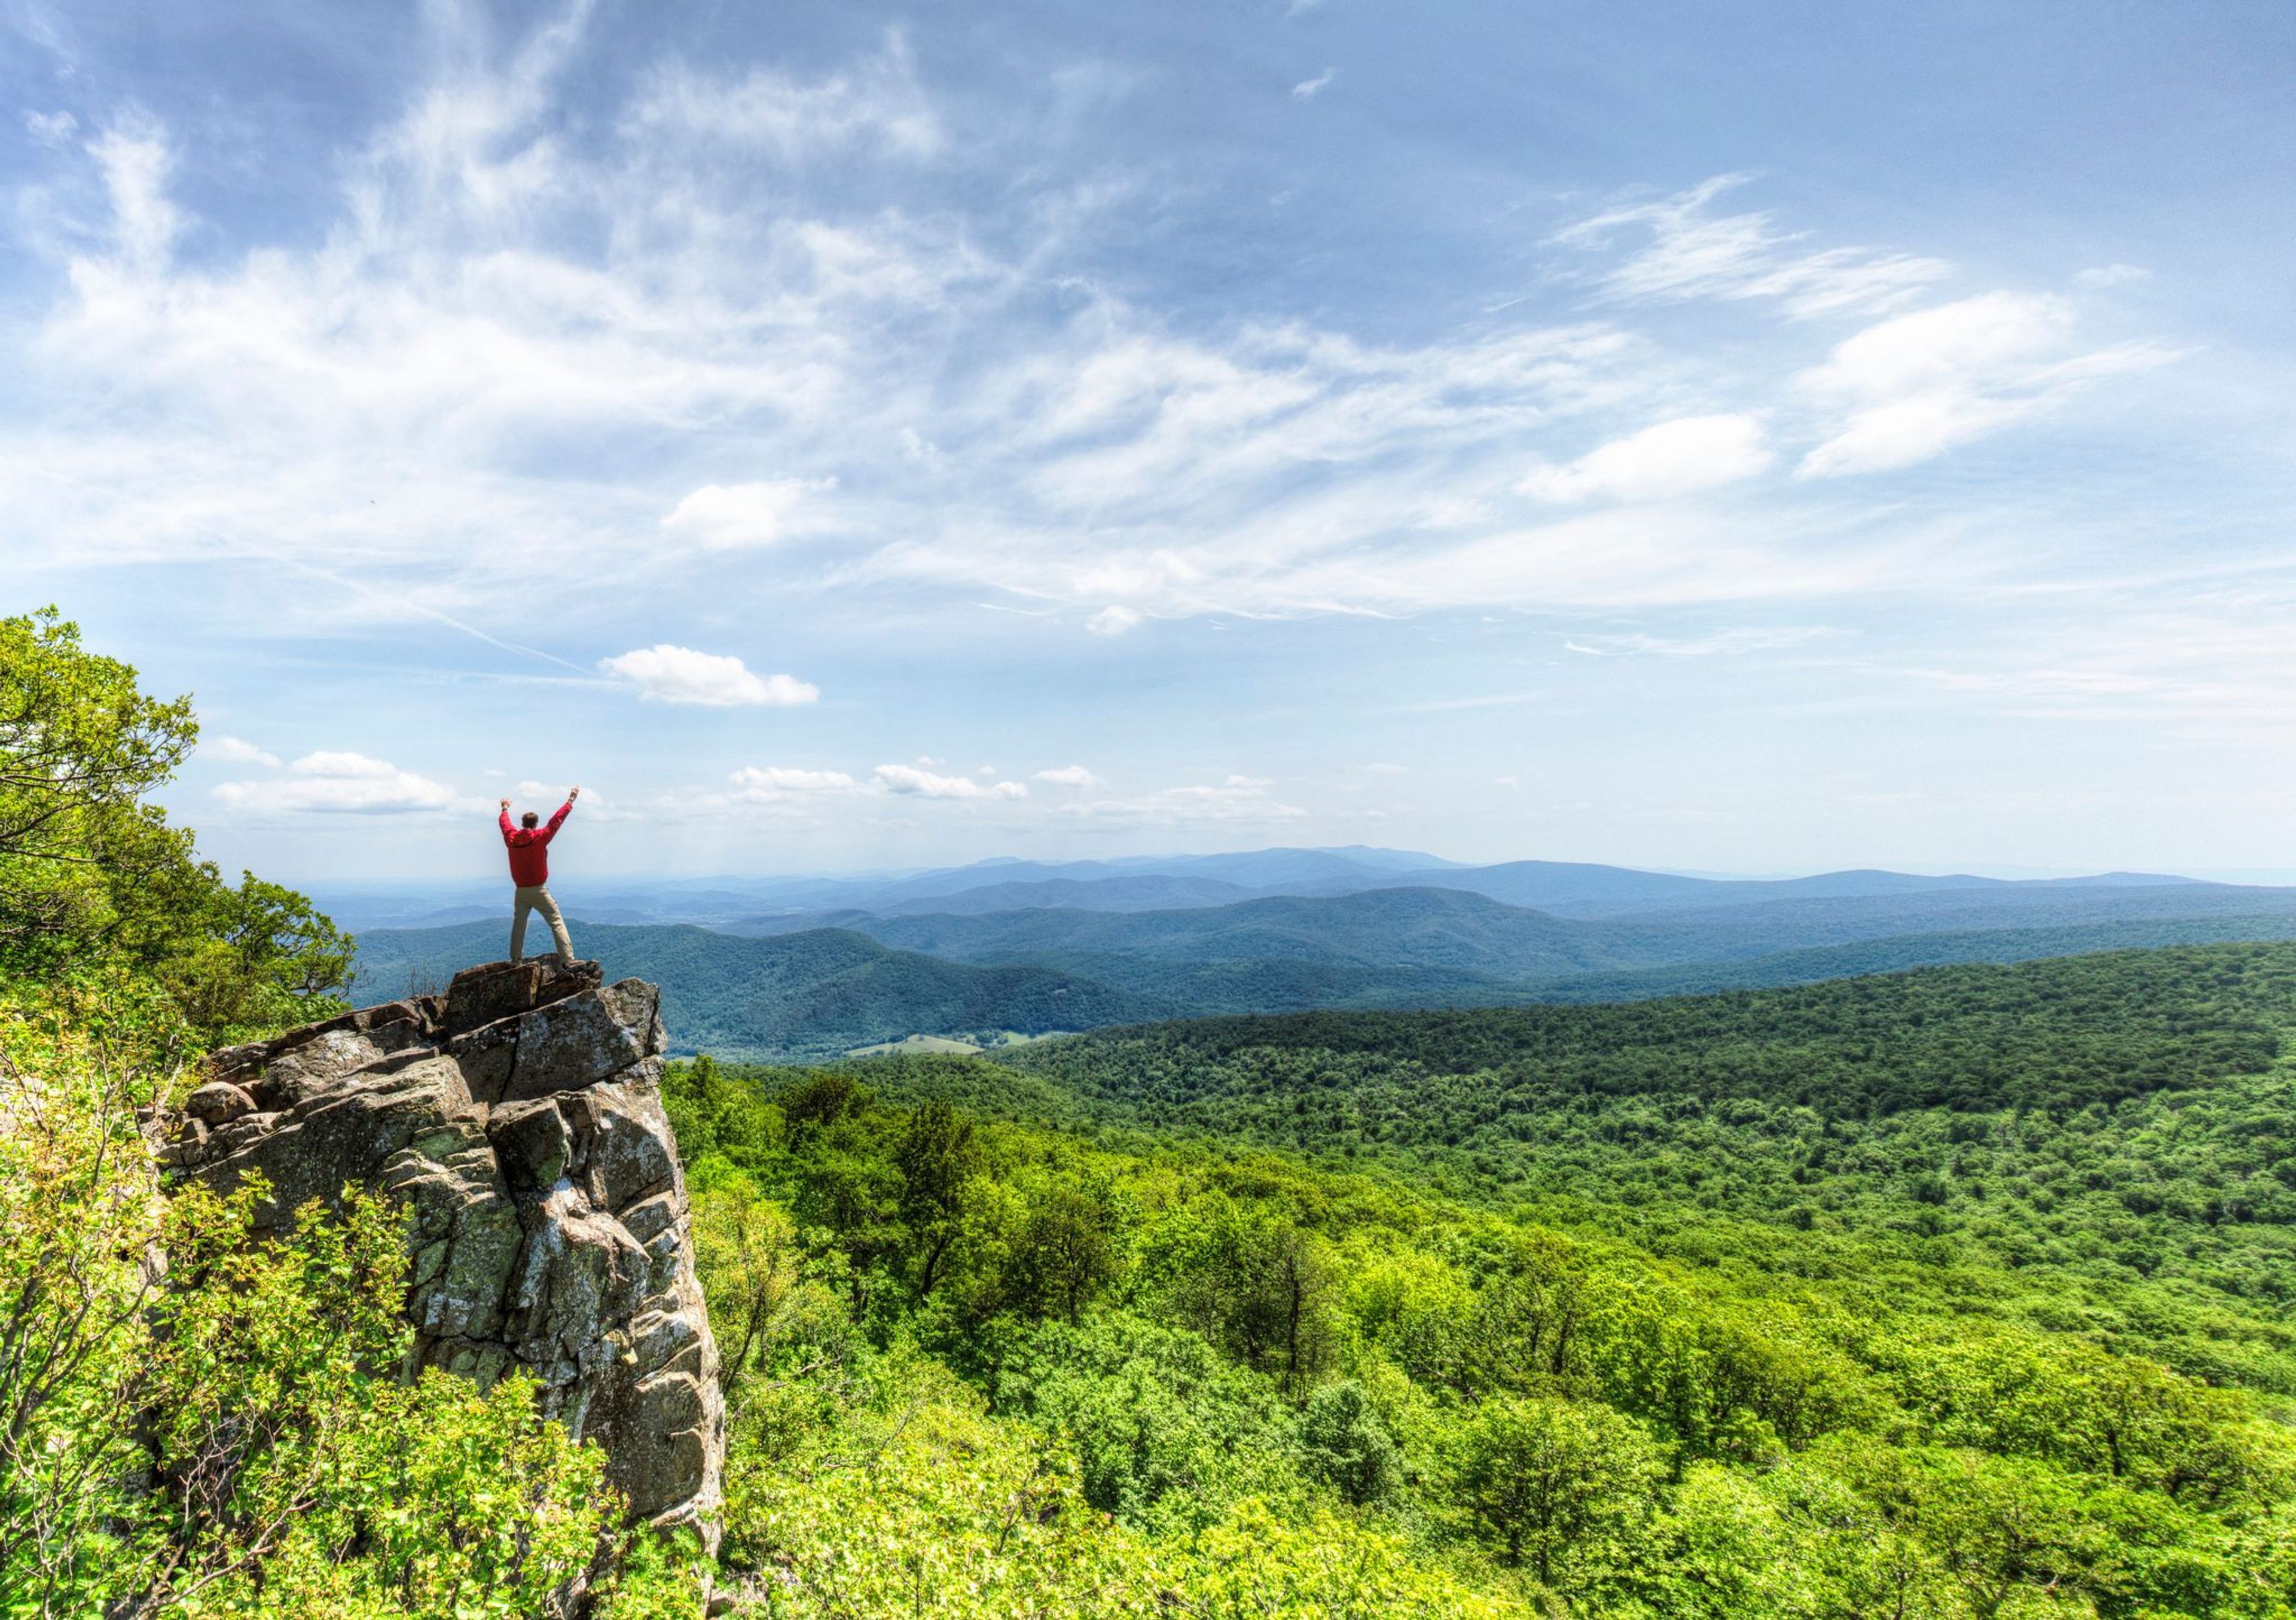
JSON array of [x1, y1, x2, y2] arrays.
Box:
[[0, 608, 353, 1041], [663, 1032, 2296, 1618]]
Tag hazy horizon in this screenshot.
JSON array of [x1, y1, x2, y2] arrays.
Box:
[[284, 843, 2296, 901]]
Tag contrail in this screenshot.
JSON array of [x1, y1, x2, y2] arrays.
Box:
[[16, 462, 594, 675]]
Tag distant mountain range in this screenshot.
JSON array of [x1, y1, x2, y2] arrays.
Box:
[[313, 847, 2219, 933], [341, 849, 2296, 1057]]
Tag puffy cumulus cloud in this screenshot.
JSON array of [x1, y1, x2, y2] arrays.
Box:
[[660, 477, 836, 550], [215, 751, 460, 814], [1086, 606, 1143, 637], [873, 763, 1025, 800], [1061, 774, 1305, 826], [1518, 414, 1771, 503], [1794, 292, 2172, 478], [600, 645, 819, 706], [1033, 764, 1101, 787], [206, 734, 280, 768]]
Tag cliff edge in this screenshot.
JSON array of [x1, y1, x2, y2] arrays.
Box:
[[160, 958, 724, 1547]]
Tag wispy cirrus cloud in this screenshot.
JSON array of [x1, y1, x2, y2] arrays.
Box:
[[622, 33, 945, 161], [1557, 174, 1953, 318], [1058, 774, 1305, 826], [1795, 292, 2176, 477], [3, 2, 2198, 806], [14, 8, 2157, 649]]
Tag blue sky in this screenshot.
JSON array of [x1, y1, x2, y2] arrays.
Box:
[[7, 0, 2295, 884]]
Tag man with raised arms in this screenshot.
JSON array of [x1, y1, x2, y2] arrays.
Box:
[[498, 786, 580, 966]]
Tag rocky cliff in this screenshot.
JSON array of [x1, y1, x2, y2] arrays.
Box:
[[161, 959, 723, 1547]]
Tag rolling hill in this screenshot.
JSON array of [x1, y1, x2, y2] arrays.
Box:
[[346, 920, 1158, 1056], [844, 880, 2296, 976], [354, 879, 2296, 1057]]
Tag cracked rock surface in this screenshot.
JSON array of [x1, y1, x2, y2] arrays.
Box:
[[167, 959, 724, 1546]]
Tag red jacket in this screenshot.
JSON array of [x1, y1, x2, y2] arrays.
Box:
[[500, 802, 572, 887]]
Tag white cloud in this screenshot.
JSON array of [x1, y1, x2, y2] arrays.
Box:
[[1061, 774, 1305, 826], [25, 110, 78, 148], [1559, 175, 1952, 318], [1364, 761, 1406, 775], [624, 35, 944, 161], [86, 108, 182, 274], [1518, 413, 1770, 503], [873, 763, 1027, 800], [0, 18, 2172, 660], [215, 751, 460, 814], [600, 645, 819, 706], [1803, 291, 2071, 399], [1034, 764, 1101, 787], [660, 478, 835, 550], [728, 765, 858, 803], [1291, 70, 1336, 100], [1570, 626, 1837, 658], [1794, 292, 2171, 478], [207, 734, 280, 768]]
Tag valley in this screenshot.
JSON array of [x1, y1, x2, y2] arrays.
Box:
[[347, 851, 2296, 1057]]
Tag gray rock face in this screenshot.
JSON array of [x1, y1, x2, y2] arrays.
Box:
[[167, 960, 723, 1546]]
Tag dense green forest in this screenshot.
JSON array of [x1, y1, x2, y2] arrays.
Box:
[[670, 990, 2296, 1616], [1006, 951, 2296, 1392]]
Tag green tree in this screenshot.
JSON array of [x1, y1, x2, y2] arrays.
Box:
[[694, 1178, 802, 1393], [0, 608, 352, 1041], [1004, 1184, 1117, 1324], [896, 1098, 981, 1296], [1296, 1379, 1402, 1506], [1445, 1395, 1662, 1582], [0, 606, 199, 964]]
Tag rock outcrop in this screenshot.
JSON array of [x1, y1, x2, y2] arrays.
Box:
[[162, 959, 723, 1547]]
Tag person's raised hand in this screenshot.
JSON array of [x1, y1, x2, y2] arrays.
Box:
[[569, 785, 581, 801], [499, 797, 512, 810]]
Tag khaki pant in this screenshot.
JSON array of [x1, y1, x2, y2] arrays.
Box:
[[511, 885, 575, 965]]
